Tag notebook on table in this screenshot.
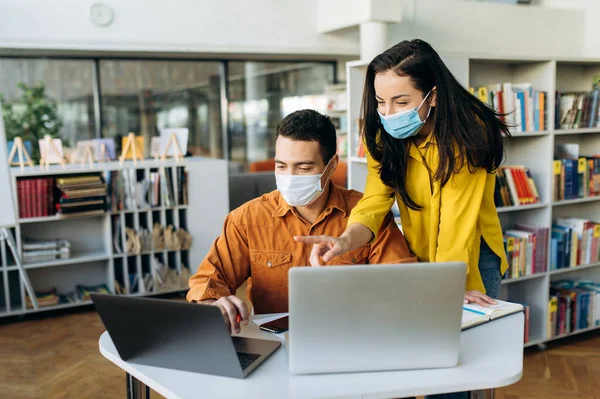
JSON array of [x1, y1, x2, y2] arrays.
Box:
[[461, 299, 524, 330]]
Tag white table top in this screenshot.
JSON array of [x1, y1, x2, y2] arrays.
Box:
[[99, 312, 524, 399]]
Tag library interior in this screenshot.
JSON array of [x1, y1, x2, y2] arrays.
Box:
[[1, 1, 600, 398]]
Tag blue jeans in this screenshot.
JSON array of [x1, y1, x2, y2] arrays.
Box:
[[424, 238, 501, 399]]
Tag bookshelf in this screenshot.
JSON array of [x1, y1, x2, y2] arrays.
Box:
[[346, 56, 600, 349], [0, 157, 228, 317]]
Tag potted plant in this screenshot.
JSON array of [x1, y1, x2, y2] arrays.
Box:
[[1, 82, 63, 162]]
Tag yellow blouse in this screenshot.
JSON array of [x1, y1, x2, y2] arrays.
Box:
[[347, 134, 509, 293]]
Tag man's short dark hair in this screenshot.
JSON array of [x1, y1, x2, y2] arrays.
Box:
[[276, 109, 337, 163]]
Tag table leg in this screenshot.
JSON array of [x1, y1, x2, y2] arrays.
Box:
[[126, 372, 151, 399], [469, 389, 495, 399]]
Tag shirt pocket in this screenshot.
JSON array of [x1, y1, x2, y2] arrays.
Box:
[[250, 250, 292, 269], [328, 246, 370, 266]]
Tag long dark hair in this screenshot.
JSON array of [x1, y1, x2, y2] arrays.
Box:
[[361, 39, 510, 210]]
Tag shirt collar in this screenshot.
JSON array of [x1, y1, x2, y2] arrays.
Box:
[[272, 181, 348, 218]]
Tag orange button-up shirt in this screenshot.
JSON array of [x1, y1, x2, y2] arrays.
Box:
[[187, 183, 417, 314]]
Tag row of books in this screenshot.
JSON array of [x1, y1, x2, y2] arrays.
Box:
[[494, 166, 541, 207], [548, 280, 600, 338], [553, 143, 600, 201], [555, 90, 600, 130], [17, 175, 108, 219], [108, 167, 188, 212], [470, 83, 549, 133], [503, 225, 549, 279], [551, 218, 600, 270], [17, 178, 54, 218]]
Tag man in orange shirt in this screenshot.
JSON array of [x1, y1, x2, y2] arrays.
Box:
[[187, 109, 416, 334]]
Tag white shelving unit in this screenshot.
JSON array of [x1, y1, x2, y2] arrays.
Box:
[[0, 157, 228, 318], [347, 57, 600, 348]]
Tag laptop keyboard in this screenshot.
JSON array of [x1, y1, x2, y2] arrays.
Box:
[[236, 352, 261, 370]]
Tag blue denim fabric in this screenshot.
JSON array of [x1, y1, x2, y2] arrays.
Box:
[[477, 237, 502, 300], [424, 238, 501, 399]]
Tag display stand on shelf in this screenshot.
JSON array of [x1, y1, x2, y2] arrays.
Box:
[[98, 142, 111, 163], [119, 133, 142, 165], [7, 137, 34, 172], [161, 133, 184, 164], [39, 135, 66, 170]]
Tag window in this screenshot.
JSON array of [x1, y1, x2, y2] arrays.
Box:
[[0, 58, 96, 147], [99, 60, 224, 158], [227, 62, 335, 171]]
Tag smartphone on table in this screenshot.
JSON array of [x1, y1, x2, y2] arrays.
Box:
[[259, 316, 289, 334]]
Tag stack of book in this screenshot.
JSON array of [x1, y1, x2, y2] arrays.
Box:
[[495, 165, 541, 207], [25, 287, 82, 308], [26, 288, 60, 308], [22, 238, 71, 263], [55, 175, 107, 217], [548, 280, 600, 338], [76, 284, 111, 301]]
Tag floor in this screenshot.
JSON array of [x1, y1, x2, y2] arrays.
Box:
[[1, 299, 599, 399]]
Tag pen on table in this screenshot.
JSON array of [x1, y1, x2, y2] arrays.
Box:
[[463, 307, 486, 316]]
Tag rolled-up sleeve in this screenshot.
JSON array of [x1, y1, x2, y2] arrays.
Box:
[[186, 210, 251, 302]]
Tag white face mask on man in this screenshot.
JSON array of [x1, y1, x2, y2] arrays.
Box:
[[275, 159, 333, 207]]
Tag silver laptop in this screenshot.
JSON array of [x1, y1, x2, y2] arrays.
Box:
[[91, 293, 281, 378], [287, 262, 466, 374]]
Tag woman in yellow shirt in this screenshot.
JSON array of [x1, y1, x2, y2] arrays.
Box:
[[295, 39, 509, 307]]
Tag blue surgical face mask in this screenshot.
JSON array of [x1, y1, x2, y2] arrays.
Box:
[[377, 90, 432, 139]]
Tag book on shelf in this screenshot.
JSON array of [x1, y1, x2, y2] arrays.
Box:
[[177, 167, 188, 205], [548, 280, 600, 339], [555, 90, 600, 130], [550, 218, 600, 270], [553, 143, 600, 201], [470, 82, 548, 133], [461, 299, 524, 330], [503, 225, 549, 279], [17, 177, 54, 219], [495, 165, 540, 207]]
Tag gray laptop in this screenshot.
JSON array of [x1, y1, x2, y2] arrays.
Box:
[[91, 294, 281, 378], [287, 262, 467, 375]]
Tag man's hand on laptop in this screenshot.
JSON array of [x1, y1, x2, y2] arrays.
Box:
[[201, 296, 249, 335], [464, 290, 497, 307]]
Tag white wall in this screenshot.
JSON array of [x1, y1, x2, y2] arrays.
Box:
[[0, 0, 358, 57], [386, 0, 586, 59], [538, 0, 600, 58], [0, 0, 595, 61]]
